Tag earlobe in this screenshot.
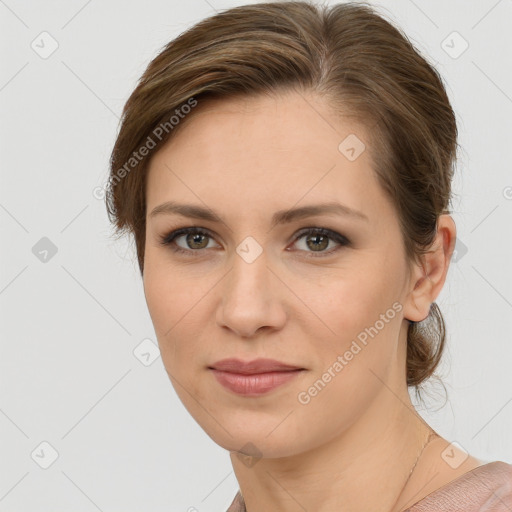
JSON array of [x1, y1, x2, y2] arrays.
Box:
[[403, 214, 456, 323]]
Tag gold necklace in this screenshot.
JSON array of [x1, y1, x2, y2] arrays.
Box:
[[389, 430, 439, 512]]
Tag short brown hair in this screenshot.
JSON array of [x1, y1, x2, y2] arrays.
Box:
[[106, 1, 458, 394]]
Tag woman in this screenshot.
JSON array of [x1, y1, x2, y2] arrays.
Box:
[[106, 1, 512, 510]]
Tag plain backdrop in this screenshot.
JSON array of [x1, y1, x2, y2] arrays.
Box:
[[1, 0, 511, 511]]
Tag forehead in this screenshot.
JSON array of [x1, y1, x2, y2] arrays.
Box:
[[146, 91, 394, 229], [159, 91, 363, 163]]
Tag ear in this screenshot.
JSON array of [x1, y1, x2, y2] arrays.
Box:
[[403, 214, 457, 322]]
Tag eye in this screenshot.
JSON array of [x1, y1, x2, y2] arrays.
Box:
[[289, 227, 350, 257], [158, 226, 350, 257], [158, 227, 219, 255]]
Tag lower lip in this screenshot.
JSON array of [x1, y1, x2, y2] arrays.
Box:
[[210, 369, 304, 396]]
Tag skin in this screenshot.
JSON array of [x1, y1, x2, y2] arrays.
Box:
[[143, 90, 482, 512]]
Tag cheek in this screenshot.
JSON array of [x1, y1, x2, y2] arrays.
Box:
[[143, 249, 200, 333], [143, 260, 174, 337], [307, 265, 402, 374], [293, 275, 402, 434], [143, 256, 193, 361], [142, 252, 222, 374], [143, 263, 210, 407], [303, 262, 394, 327]]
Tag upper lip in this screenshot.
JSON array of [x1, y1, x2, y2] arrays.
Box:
[[209, 358, 304, 374]]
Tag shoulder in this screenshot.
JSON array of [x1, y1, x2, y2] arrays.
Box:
[[407, 461, 512, 511]]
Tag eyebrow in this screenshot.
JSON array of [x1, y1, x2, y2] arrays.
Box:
[[149, 200, 369, 227]]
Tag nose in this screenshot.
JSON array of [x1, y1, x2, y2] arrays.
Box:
[[216, 249, 287, 338]]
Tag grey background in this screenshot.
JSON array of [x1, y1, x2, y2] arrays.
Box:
[[1, 0, 511, 511]]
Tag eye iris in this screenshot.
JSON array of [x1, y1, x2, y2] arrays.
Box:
[[306, 233, 328, 251], [187, 232, 208, 249]]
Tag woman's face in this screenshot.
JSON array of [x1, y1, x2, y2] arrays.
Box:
[[143, 90, 417, 458]]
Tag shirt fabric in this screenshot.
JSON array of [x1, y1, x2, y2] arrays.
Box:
[[226, 461, 512, 511]]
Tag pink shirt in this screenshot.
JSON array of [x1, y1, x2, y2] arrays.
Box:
[[226, 461, 512, 511]]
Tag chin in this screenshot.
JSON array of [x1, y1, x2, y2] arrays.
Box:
[[201, 420, 307, 460]]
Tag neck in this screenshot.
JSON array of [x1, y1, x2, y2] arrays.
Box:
[[230, 382, 434, 512]]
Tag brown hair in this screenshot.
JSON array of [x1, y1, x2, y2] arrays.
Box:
[[106, 1, 458, 395]]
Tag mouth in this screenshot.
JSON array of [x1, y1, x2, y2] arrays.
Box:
[[208, 357, 305, 374], [208, 358, 306, 396]]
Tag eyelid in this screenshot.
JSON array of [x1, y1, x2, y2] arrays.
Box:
[[159, 226, 220, 250], [288, 226, 350, 257]]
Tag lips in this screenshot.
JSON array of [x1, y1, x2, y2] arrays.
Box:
[[208, 358, 304, 374], [208, 358, 306, 396]]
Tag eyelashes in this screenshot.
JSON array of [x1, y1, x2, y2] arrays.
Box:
[[158, 226, 351, 258]]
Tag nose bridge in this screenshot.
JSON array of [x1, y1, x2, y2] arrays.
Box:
[[217, 239, 286, 336], [226, 241, 271, 306]]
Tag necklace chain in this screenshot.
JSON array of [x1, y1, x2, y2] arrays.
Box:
[[390, 429, 439, 512]]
